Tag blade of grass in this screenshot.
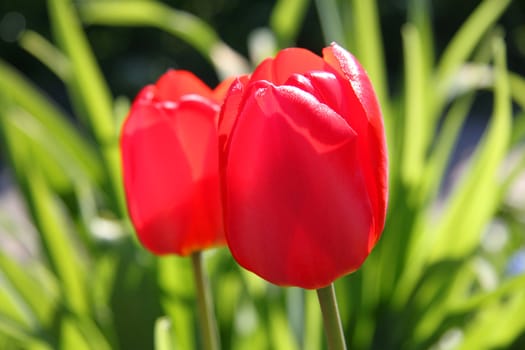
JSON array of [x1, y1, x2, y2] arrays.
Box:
[[59, 316, 89, 350], [158, 256, 196, 350], [429, 36, 511, 262], [0, 59, 102, 185], [18, 30, 70, 81], [5, 107, 96, 192], [0, 314, 52, 350], [0, 253, 58, 329], [48, 0, 125, 216], [270, 0, 309, 48], [434, 0, 512, 111], [418, 93, 475, 203], [407, 0, 434, 73], [303, 290, 322, 350], [48, 0, 114, 145], [313, 0, 346, 48], [23, 158, 90, 315], [400, 24, 427, 189], [458, 288, 525, 349], [268, 301, 299, 350], [509, 74, 525, 145], [509, 73, 525, 111], [155, 317, 175, 350]]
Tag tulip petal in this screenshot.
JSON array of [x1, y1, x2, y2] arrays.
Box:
[[323, 43, 388, 245], [156, 70, 214, 102], [225, 81, 374, 288], [212, 75, 243, 102], [251, 48, 327, 85], [121, 88, 224, 255]]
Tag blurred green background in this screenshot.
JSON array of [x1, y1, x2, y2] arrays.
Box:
[[2, 0, 525, 98], [0, 0, 525, 349]]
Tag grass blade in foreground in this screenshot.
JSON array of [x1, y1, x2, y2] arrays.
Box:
[[48, 0, 125, 215], [429, 36, 511, 262]]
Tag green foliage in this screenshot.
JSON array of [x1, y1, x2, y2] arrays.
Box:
[[0, 0, 524, 349]]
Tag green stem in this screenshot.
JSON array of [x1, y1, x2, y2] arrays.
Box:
[[316, 283, 347, 350], [191, 251, 220, 350]]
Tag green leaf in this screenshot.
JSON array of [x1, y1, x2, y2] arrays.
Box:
[[313, 0, 346, 48], [0, 314, 52, 350], [0, 252, 59, 329], [458, 285, 525, 349], [48, 0, 125, 216], [509, 73, 525, 111], [268, 301, 298, 350], [419, 94, 474, 201], [400, 24, 428, 189], [434, 0, 512, 109], [24, 159, 90, 315], [3, 107, 95, 192], [303, 290, 322, 350], [59, 316, 89, 350], [158, 256, 195, 350], [155, 317, 175, 350], [48, 0, 114, 145], [0, 59, 102, 185], [18, 30, 70, 81], [270, 0, 309, 48], [429, 36, 512, 262]]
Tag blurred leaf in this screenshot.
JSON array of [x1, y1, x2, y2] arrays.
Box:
[[0, 252, 59, 330], [429, 36, 511, 262], [270, 0, 309, 48], [48, 0, 115, 144], [48, 0, 125, 215], [410, 259, 476, 345], [18, 30, 71, 81], [452, 272, 525, 315], [3, 107, 95, 192], [303, 290, 321, 350], [0, 59, 102, 186], [78, 0, 250, 79], [407, 0, 434, 72], [400, 24, 428, 189], [509, 74, 525, 145], [509, 73, 525, 110], [155, 317, 175, 350], [0, 314, 52, 350], [268, 301, 298, 350], [22, 158, 90, 315], [59, 316, 89, 350], [418, 94, 475, 203], [158, 256, 195, 350], [458, 286, 525, 349], [313, 0, 346, 48], [435, 0, 512, 109]]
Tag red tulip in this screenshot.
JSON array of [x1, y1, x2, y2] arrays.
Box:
[[121, 70, 232, 256], [219, 43, 388, 289]]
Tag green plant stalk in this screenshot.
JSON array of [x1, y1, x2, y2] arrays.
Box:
[[191, 252, 220, 350], [316, 283, 347, 350]]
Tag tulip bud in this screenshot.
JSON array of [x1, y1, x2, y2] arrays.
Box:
[[219, 43, 388, 289], [121, 70, 232, 256]]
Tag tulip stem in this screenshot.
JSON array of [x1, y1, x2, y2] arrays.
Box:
[[316, 283, 347, 350], [191, 251, 220, 350]]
